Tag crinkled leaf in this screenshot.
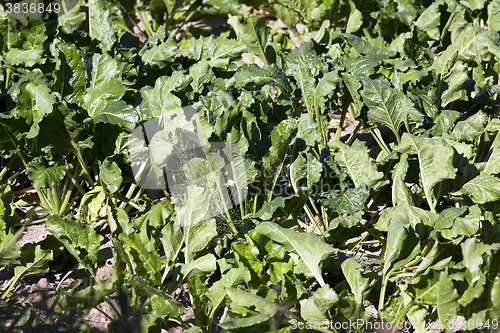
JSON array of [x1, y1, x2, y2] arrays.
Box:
[[255, 221, 335, 286], [361, 78, 419, 141], [139, 28, 177, 68], [88, 0, 116, 51], [396, 134, 456, 212], [460, 173, 500, 204], [330, 140, 387, 190], [321, 185, 370, 215], [450, 112, 485, 142], [26, 161, 71, 190], [46, 215, 103, 272], [228, 15, 274, 64]]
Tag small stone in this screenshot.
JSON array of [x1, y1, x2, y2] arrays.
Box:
[[37, 278, 48, 289]]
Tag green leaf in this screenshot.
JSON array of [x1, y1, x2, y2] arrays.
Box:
[[255, 222, 335, 286], [450, 112, 485, 142], [53, 41, 87, 105], [489, 0, 500, 33], [461, 238, 497, 283], [160, 221, 183, 264], [437, 269, 460, 327], [429, 110, 460, 136], [395, 134, 456, 212], [295, 113, 321, 147], [485, 148, 500, 175], [342, 34, 396, 56], [226, 287, 281, 314], [119, 232, 163, 285], [406, 268, 441, 304], [441, 205, 481, 239], [340, 254, 371, 304], [262, 119, 297, 201], [383, 210, 419, 278], [139, 73, 192, 125], [392, 153, 414, 206], [452, 24, 500, 61], [415, 1, 442, 40], [460, 173, 500, 204], [14, 244, 53, 279], [321, 185, 370, 215], [88, 0, 116, 51], [329, 140, 387, 190], [4, 23, 47, 67], [346, 1, 363, 34], [202, 36, 247, 67], [290, 152, 322, 193], [189, 59, 215, 93], [361, 78, 418, 142], [170, 254, 217, 292], [234, 63, 290, 93], [206, 268, 247, 317], [83, 54, 125, 117], [139, 28, 177, 68], [93, 100, 140, 131], [254, 192, 308, 220], [46, 215, 103, 273], [26, 161, 71, 190], [100, 157, 122, 194], [228, 15, 274, 64]]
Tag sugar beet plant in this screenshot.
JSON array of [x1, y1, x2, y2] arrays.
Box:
[[1, 0, 500, 332]]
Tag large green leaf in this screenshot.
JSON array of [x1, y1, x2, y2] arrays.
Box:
[[329, 140, 387, 190], [461, 238, 497, 283], [228, 15, 274, 64], [436, 269, 460, 326], [139, 27, 177, 68], [262, 119, 297, 201], [234, 63, 290, 94], [14, 244, 53, 280], [489, 0, 500, 33], [440, 205, 481, 239], [339, 254, 371, 304], [392, 153, 414, 206], [26, 161, 71, 190], [255, 222, 335, 286], [321, 185, 370, 215], [119, 232, 163, 285], [450, 112, 485, 142], [460, 173, 500, 204], [485, 148, 500, 175], [361, 78, 418, 142], [46, 215, 103, 273], [206, 268, 248, 318], [100, 157, 122, 194], [290, 152, 322, 193], [88, 0, 116, 51], [254, 191, 308, 220], [52, 41, 87, 105], [83, 53, 125, 117], [169, 253, 217, 292], [395, 134, 456, 212]]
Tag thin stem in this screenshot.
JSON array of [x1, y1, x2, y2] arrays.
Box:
[[114, 193, 142, 210], [333, 105, 348, 141], [372, 128, 391, 155], [346, 122, 362, 145], [0, 155, 17, 180]]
